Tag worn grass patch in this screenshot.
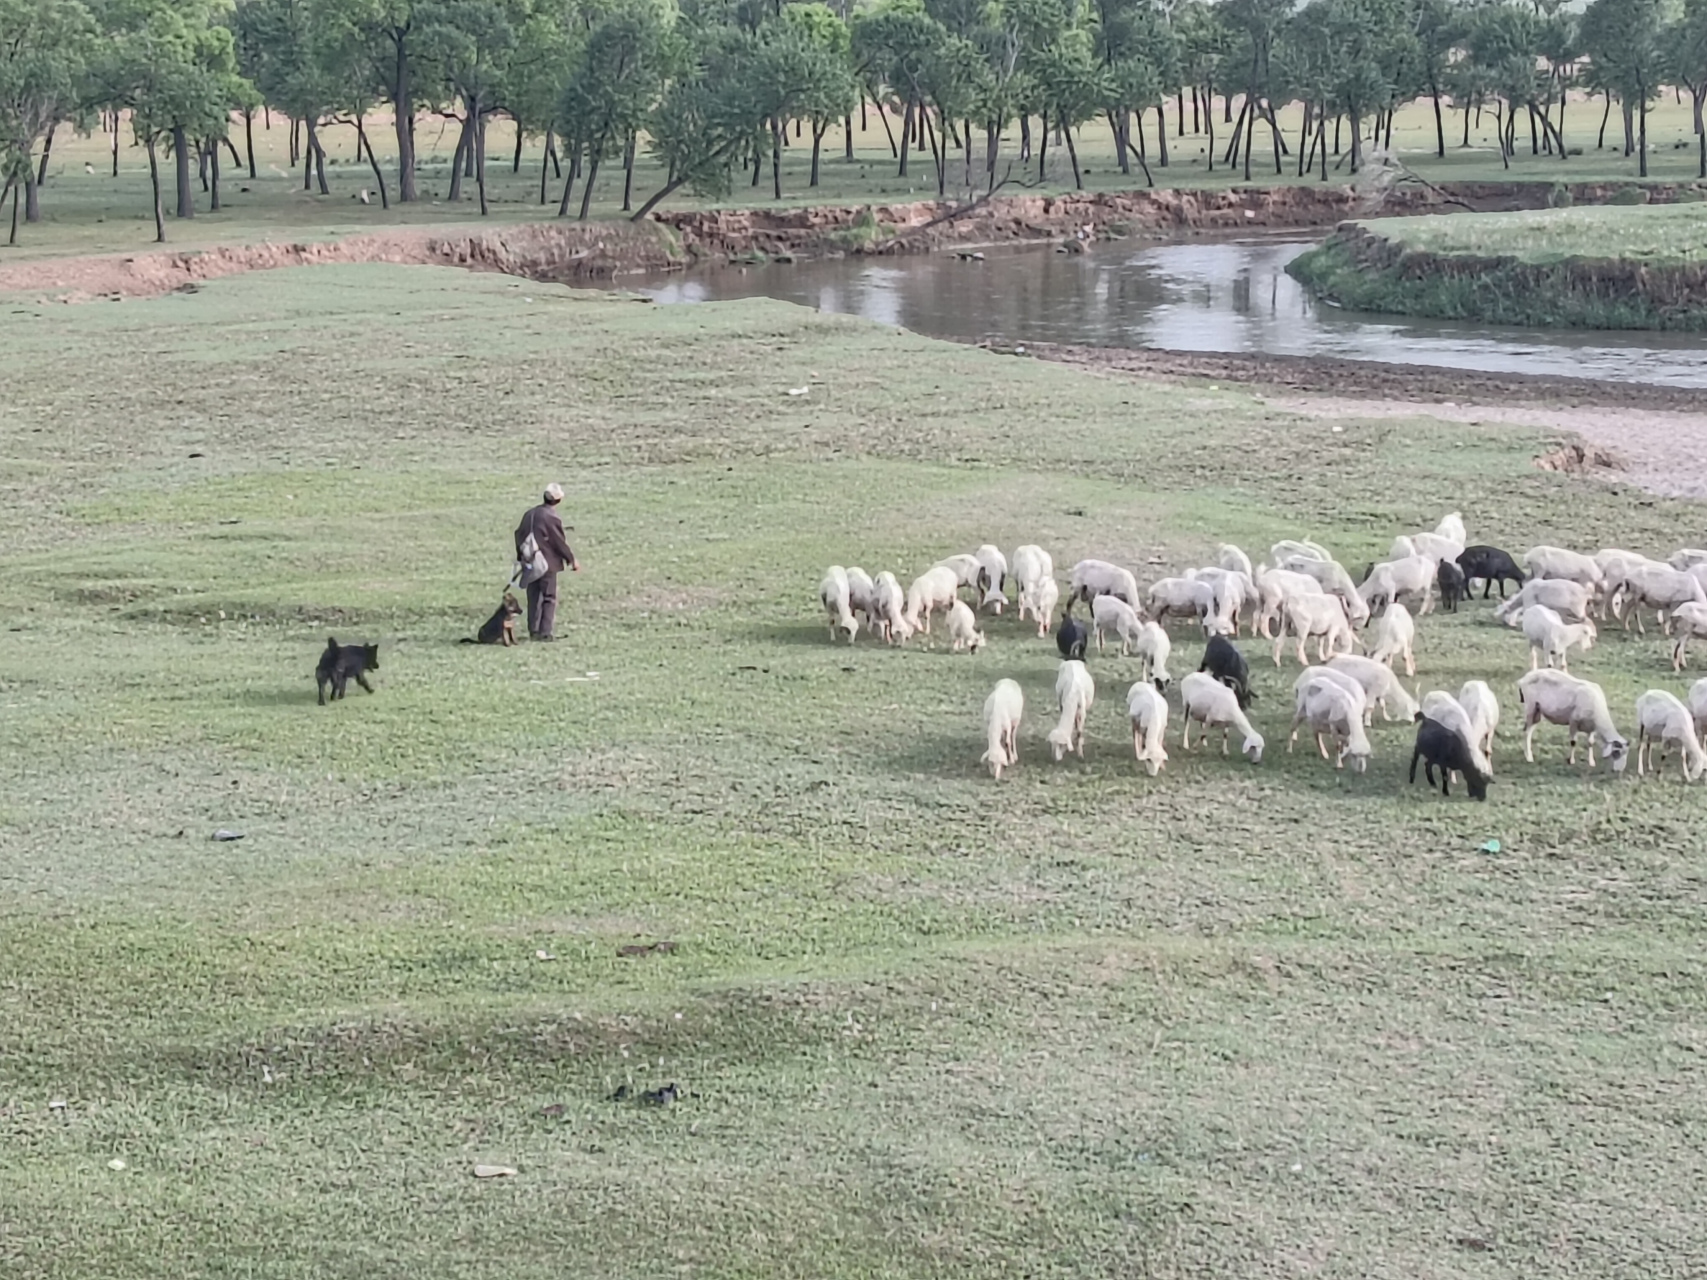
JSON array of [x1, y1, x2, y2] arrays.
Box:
[[1, 263, 1705, 1277]]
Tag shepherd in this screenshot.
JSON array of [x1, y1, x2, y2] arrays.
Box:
[[514, 482, 581, 641]]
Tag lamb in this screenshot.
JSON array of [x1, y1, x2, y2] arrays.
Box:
[[1615, 563, 1706, 635], [1359, 554, 1437, 614], [1521, 603, 1596, 671], [1367, 601, 1416, 677], [1217, 543, 1254, 578], [904, 565, 961, 635], [1134, 621, 1173, 690], [1524, 545, 1604, 590], [1457, 680, 1500, 763], [1126, 682, 1170, 776], [974, 544, 1009, 612], [1435, 511, 1467, 545], [1179, 672, 1265, 762], [1047, 660, 1095, 761], [1200, 634, 1255, 708], [1148, 576, 1217, 628], [1032, 577, 1061, 638], [980, 679, 1025, 779], [1278, 555, 1370, 626], [1326, 653, 1421, 722], [1633, 689, 1707, 781], [819, 566, 858, 643], [1410, 717, 1490, 800], [1056, 614, 1089, 661], [1455, 545, 1526, 599], [1436, 559, 1467, 613], [1291, 675, 1373, 771], [1517, 669, 1630, 772], [1420, 689, 1494, 779], [1276, 593, 1358, 667], [1253, 565, 1324, 639], [1012, 545, 1056, 630], [1494, 578, 1593, 626], [1069, 558, 1140, 609], [946, 599, 986, 653], [1669, 601, 1707, 671], [1091, 594, 1144, 655], [845, 566, 876, 629], [869, 571, 913, 645]]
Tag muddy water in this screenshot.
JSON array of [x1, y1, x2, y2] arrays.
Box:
[[636, 238, 1707, 390]]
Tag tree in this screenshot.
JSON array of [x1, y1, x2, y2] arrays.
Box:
[[235, 0, 340, 196], [417, 0, 531, 215], [0, 0, 97, 232], [851, 0, 945, 180], [328, 0, 424, 202], [1092, 0, 1177, 185], [1315, 0, 1413, 174], [1580, 0, 1665, 176], [558, 0, 673, 218], [1672, 0, 1707, 177], [1408, 0, 1458, 158], [781, 3, 858, 188]]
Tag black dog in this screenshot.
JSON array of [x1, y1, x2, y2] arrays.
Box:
[[1409, 717, 1490, 800], [316, 637, 379, 705], [1056, 615, 1088, 661], [1200, 634, 1255, 709], [1436, 559, 1467, 613], [461, 591, 521, 646], [1455, 545, 1526, 599]]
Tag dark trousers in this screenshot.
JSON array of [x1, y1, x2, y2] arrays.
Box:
[[526, 572, 559, 639]]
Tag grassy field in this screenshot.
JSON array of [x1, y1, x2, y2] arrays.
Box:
[[3, 264, 1707, 1277], [5, 92, 1707, 261], [1357, 202, 1707, 265]]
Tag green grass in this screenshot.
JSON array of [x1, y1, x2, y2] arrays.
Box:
[[1357, 202, 1707, 266], [7, 93, 1707, 262], [3, 263, 1707, 1277]]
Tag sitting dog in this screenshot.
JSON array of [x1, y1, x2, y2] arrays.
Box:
[[461, 591, 522, 647], [316, 637, 379, 705]]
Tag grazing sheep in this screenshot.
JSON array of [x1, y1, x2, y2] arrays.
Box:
[[1291, 675, 1373, 771], [1148, 575, 1217, 628], [1326, 653, 1421, 723], [1689, 677, 1707, 740], [1187, 566, 1254, 636], [1179, 672, 1265, 762], [1069, 558, 1140, 609], [981, 679, 1025, 779], [1270, 538, 1335, 564], [1594, 549, 1668, 619], [1410, 717, 1490, 800], [1254, 565, 1325, 639], [1634, 689, 1707, 781], [819, 566, 858, 643], [1670, 601, 1707, 671], [1455, 545, 1525, 599], [1091, 594, 1144, 655], [1217, 543, 1254, 577], [1421, 689, 1494, 779], [1032, 577, 1061, 638], [974, 544, 1009, 612], [1615, 563, 1706, 635], [869, 571, 913, 645], [1435, 512, 1467, 545], [1670, 548, 1707, 570], [1200, 634, 1256, 708], [1457, 680, 1500, 763], [1436, 559, 1467, 613], [845, 566, 876, 629], [1048, 660, 1095, 761], [904, 565, 961, 635], [1134, 621, 1173, 690], [1524, 546, 1604, 590], [1288, 666, 1366, 748], [1359, 554, 1437, 614], [1276, 593, 1358, 667], [1056, 614, 1089, 661], [1494, 578, 1594, 626], [1368, 601, 1416, 678], [1517, 669, 1629, 772], [1278, 555, 1370, 627], [946, 599, 986, 653], [934, 553, 991, 599], [1391, 531, 1463, 568], [1521, 603, 1596, 671], [1012, 545, 1056, 628], [1126, 682, 1170, 776]]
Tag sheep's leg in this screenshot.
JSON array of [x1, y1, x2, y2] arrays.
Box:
[[1316, 731, 1329, 761], [1181, 719, 1192, 751], [1636, 607, 1646, 636], [1524, 721, 1538, 763], [1295, 637, 1308, 666], [1404, 646, 1415, 679], [1288, 716, 1301, 752], [1221, 725, 1230, 756], [1567, 730, 1579, 765]]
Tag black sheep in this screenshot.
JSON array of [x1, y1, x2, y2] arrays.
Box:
[[1409, 717, 1490, 800], [1455, 545, 1526, 599], [1199, 634, 1255, 709], [1436, 558, 1467, 613], [1056, 615, 1088, 661]]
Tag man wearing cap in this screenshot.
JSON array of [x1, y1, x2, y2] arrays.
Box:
[[515, 483, 580, 641]]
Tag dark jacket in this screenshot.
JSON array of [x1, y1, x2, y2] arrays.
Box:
[[516, 503, 577, 573]]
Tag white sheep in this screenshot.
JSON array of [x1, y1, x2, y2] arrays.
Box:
[[1670, 601, 1707, 671], [1217, 543, 1254, 577], [1524, 546, 1604, 590], [1276, 593, 1358, 667], [1133, 621, 1173, 689], [1391, 531, 1462, 568], [1148, 575, 1217, 628], [974, 544, 1009, 612], [1595, 549, 1669, 619], [1012, 545, 1055, 628], [1616, 563, 1706, 635], [1270, 538, 1335, 564], [946, 599, 986, 653], [904, 565, 961, 635], [1187, 566, 1254, 636], [1368, 601, 1416, 678], [1494, 578, 1593, 625], [845, 566, 876, 629], [1326, 653, 1420, 722], [1457, 680, 1500, 763], [1359, 554, 1437, 614], [1126, 682, 1170, 776], [1435, 512, 1467, 545], [934, 553, 990, 601], [1091, 594, 1144, 655], [1069, 559, 1140, 610], [1690, 677, 1707, 740], [1421, 689, 1494, 779], [1278, 555, 1370, 626], [981, 678, 1024, 779], [1253, 565, 1324, 639], [1032, 577, 1061, 638], [1634, 689, 1707, 781], [1517, 669, 1629, 772], [1669, 548, 1707, 570], [1048, 660, 1095, 761], [1288, 667, 1366, 753], [1521, 603, 1596, 671], [1179, 672, 1265, 762], [869, 571, 913, 645], [1292, 675, 1373, 771], [819, 565, 858, 643]]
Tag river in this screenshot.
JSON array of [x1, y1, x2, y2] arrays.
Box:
[[633, 238, 1707, 391]]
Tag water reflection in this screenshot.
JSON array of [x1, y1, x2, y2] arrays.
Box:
[[636, 238, 1707, 390]]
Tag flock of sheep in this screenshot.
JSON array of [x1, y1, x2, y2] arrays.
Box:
[[818, 512, 1707, 798]]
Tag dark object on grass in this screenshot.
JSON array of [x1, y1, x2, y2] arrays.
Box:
[[1455, 546, 1525, 599], [1199, 634, 1255, 709], [640, 1083, 679, 1107], [460, 591, 522, 646], [609, 1085, 630, 1103], [1436, 558, 1467, 613], [316, 637, 379, 705], [1056, 615, 1088, 661], [1409, 717, 1490, 800], [617, 940, 678, 958]]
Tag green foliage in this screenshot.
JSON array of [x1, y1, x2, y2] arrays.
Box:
[[0, 0, 98, 189]]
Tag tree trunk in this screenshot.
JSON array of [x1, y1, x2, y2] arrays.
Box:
[[1224, 99, 1248, 166], [1598, 94, 1612, 149], [1431, 85, 1445, 157], [290, 118, 300, 167], [173, 125, 193, 218], [475, 107, 489, 216], [22, 165, 39, 224], [1699, 94, 1706, 178], [244, 109, 257, 178], [1639, 90, 1648, 178], [449, 116, 470, 201], [923, 107, 943, 196], [8, 178, 17, 245], [1317, 113, 1328, 181], [146, 135, 165, 242], [1019, 115, 1031, 161], [898, 98, 913, 177], [772, 117, 783, 200], [1123, 128, 1154, 187], [112, 113, 120, 176], [1206, 89, 1215, 171], [874, 96, 897, 158], [622, 131, 636, 210], [1037, 113, 1048, 180], [357, 118, 390, 208], [578, 150, 601, 220], [393, 37, 417, 201], [1297, 101, 1312, 176], [844, 115, 853, 161], [309, 121, 329, 194], [1623, 98, 1634, 156], [1225, 91, 1233, 123], [1110, 111, 1131, 175], [1333, 112, 1341, 154], [1156, 105, 1169, 166], [209, 138, 221, 211], [36, 123, 55, 188], [303, 123, 314, 190], [986, 121, 999, 192], [1349, 105, 1362, 173], [1177, 90, 1185, 136], [1062, 115, 1082, 189], [540, 127, 554, 203], [1266, 102, 1282, 174], [557, 142, 578, 216], [198, 139, 209, 193], [1192, 86, 1200, 134], [811, 121, 825, 186], [512, 125, 524, 173], [1528, 103, 1539, 156]]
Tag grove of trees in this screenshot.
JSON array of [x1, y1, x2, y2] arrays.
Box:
[[4, 0, 1707, 243]]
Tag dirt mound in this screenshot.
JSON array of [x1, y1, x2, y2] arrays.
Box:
[[1535, 442, 1625, 474]]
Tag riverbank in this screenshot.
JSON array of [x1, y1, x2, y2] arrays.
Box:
[[1289, 203, 1707, 330]]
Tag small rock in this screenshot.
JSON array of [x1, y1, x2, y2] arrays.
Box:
[[211, 829, 244, 842], [534, 949, 556, 961], [472, 1164, 517, 1179], [48, 1099, 67, 1111], [786, 387, 809, 397], [108, 1159, 126, 1171]]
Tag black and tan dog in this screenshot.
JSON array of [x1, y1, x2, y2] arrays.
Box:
[[461, 591, 522, 647], [316, 638, 379, 704]]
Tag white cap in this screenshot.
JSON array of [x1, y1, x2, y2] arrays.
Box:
[[543, 482, 564, 503]]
